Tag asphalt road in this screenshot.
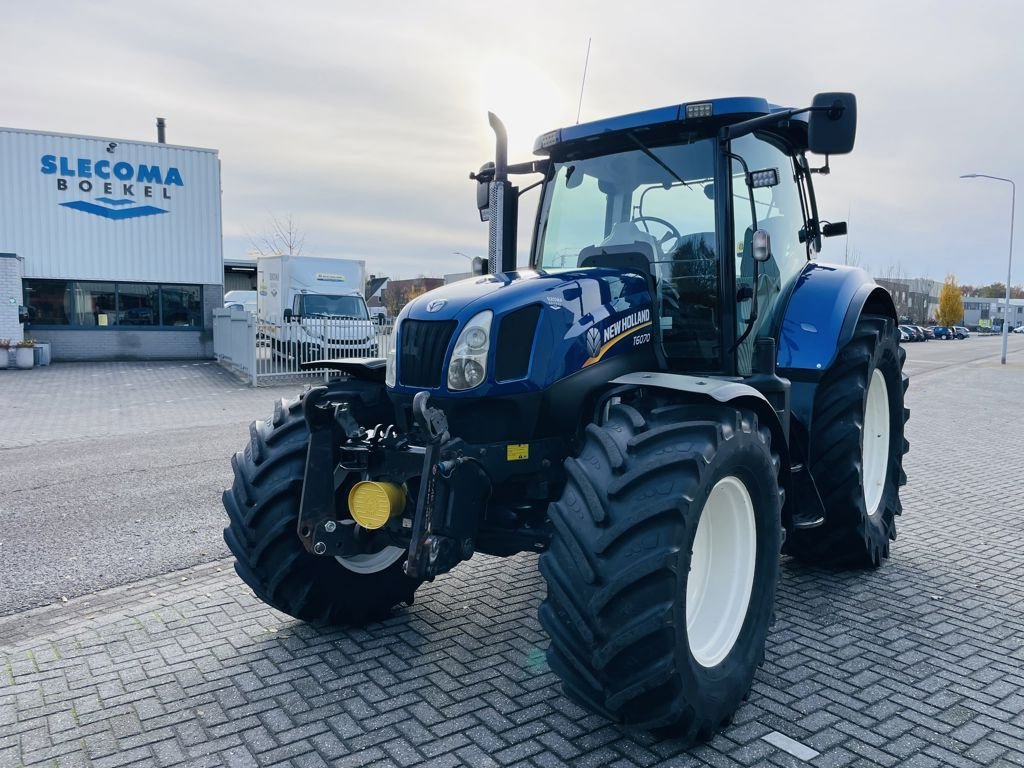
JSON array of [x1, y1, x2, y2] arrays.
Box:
[[0, 337, 1021, 617]]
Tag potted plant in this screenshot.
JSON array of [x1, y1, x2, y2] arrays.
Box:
[[14, 339, 34, 370], [0, 339, 9, 369]]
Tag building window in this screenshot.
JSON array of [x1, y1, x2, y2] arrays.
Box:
[[117, 284, 159, 326], [23, 280, 203, 329], [73, 282, 117, 327], [161, 285, 202, 327], [23, 279, 72, 325]]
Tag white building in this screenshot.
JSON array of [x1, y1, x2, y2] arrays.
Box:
[[0, 126, 222, 360]]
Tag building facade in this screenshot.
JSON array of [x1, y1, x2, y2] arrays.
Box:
[[0, 127, 223, 360], [875, 277, 941, 324], [963, 296, 1024, 330]]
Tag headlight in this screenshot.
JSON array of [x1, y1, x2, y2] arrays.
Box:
[[385, 318, 401, 388], [447, 311, 492, 391]]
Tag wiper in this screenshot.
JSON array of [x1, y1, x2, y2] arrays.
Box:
[[626, 132, 692, 189]]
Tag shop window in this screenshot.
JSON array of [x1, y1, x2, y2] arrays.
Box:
[[161, 285, 202, 327], [23, 280, 203, 329], [73, 282, 117, 327], [23, 280, 72, 325], [117, 284, 159, 326]]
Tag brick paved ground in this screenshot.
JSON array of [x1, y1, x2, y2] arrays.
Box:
[[2, 355, 1024, 766], [0, 360, 310, 449]]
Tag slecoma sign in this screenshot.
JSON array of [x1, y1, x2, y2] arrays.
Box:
[[40, 154, 184, 220]]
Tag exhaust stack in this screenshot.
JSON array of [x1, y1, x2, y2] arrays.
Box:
[[486, 112, 518, 275]]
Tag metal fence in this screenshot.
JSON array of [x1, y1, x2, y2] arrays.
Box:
[[213, 309, 395, 386]]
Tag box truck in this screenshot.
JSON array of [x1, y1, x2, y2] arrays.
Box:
[[257, 255, 377, 360]]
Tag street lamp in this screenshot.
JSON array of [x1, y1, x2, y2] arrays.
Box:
[[453, 251, 485, 275], [960, 174, 1016, 365]]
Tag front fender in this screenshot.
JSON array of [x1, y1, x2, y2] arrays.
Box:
[[609, 371, 791, 527]]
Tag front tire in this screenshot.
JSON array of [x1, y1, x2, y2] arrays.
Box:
[[785, 314, 908, 566], [223, 387, 420, 625], [539, 403, 783, 737]]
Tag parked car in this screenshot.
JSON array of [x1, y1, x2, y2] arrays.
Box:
[[930, 325, 954, 340], [899, 327, 910, 342], [953, 326, 970, 339], [1013, 325, 1024, 334], [900, 324, 923, 342], [915, 325, 934, 340]]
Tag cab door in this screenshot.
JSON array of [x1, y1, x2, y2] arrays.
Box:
[[728, 134, 808, 375]]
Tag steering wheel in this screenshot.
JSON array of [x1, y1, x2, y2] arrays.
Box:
[[632, 216, 682, 257]]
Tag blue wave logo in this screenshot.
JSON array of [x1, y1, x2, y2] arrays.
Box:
[[60, 199, 168, 220]]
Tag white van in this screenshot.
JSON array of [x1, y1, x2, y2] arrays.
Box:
[[223, 290, 257, 314]]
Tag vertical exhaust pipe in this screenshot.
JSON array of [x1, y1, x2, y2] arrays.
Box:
[[486, 112, 517, 275], [156, 117, 166, 144]]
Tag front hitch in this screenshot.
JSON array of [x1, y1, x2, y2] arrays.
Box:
[[297, 386, 365, 554], [296, 388, 496, 579]]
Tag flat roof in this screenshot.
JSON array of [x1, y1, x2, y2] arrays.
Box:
[[0, 125, 218, 154]]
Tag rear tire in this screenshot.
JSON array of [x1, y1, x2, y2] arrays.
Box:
[[785, 314, 908, 567], [223, 386, 420, 624], [539, 403, 783, 737]]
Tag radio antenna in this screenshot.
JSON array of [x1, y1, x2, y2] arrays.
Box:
[[575, 37, 592, 125]]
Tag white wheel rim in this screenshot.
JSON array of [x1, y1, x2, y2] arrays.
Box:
[[862, 368, 891, 516], [336, 546, 405, 574], [686, 475, 757, 668]]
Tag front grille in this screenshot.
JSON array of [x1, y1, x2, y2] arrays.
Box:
[[495, 305, 541, 381], [399, 319, 457, 387]]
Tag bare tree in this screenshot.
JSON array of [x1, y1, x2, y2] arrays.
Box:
[[248, 214, 306, 258], [843, 244, 864, 268]]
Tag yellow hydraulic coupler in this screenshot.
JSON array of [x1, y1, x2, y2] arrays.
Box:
[[347, 481, 406, 530]]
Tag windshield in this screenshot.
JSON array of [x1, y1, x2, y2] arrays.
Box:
[[535, 138, 717, 271], [534, 138, 721, 371], [300, 294, 368, 319]]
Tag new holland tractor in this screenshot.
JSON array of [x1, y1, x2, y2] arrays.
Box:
[[224, 92, 908, 738]]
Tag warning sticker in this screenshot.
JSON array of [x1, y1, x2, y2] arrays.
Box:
[[506, 444, 529, 461]]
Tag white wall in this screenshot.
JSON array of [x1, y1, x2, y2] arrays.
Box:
[[0, 128, 222, 285], [0, 254, 24, 343]]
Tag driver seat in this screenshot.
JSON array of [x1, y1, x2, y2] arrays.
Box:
[[577, 220, 661, 285]]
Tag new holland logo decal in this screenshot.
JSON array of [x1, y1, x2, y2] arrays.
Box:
[[41, 151, 181, 221], [583, 308, 652, 368], [585, 326, 602, 358]]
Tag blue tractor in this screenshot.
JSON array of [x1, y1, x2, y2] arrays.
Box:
[[224, 93, 908, 738]]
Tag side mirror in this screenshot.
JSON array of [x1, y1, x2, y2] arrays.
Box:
[[471, 256, 487, 276], [808, 92, 857, 155], [476, 162, 494, 222], [752, 229, 772, 262], [283, 308, 293, 322]]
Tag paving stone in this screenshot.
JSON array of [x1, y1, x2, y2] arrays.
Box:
[[2, 350, 1024, 767]]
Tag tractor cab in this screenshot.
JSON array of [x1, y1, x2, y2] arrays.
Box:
[[478, 95, 856, 378]]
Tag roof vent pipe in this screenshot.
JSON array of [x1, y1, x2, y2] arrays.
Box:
[[156, 117, 166, 144]]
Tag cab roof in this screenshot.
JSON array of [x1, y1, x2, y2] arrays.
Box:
[[533, 96, 808, 157]]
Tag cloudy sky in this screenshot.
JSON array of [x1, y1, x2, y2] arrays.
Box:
[[2, 1, 1021, 285]]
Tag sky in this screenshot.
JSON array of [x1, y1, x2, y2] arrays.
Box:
[[2, 0, 1022, 286]]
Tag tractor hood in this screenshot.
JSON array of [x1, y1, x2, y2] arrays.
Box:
[[390, 266, 657, 400], [402, 270, 582, 321]]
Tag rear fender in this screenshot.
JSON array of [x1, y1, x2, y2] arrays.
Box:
[[778, 263, 896, 431], [608, 372, 792, 529]]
